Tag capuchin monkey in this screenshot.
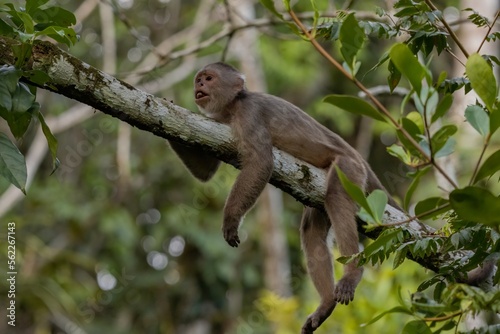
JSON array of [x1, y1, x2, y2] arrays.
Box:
[[169, 62, 498, 332], [169, 62, 400, 333]]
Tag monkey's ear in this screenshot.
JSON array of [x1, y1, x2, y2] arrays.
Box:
[[168, 141, 221, 182], [235, 75, 246, 91]]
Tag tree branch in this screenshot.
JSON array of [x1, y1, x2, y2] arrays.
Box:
[[0, 36, 454, 274]]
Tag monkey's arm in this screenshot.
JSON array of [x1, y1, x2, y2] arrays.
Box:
[[168, 141, 221, 182], [222, 121, 274, 247]]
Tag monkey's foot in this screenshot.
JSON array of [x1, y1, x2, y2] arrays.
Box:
[[334, 273, 361, 305], [222, 224, 240, 247], [301, 302, 336, 334]]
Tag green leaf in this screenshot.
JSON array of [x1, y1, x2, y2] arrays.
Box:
[[402, 116, 422, 140], [335, 166, 372, 216], [339, 13, 365, 71], [11, 82, 36, 113], [393, 248, 407, 269], [38, 111, 59, 173], [434, 281, 446, 301], [438, 77, 470, 95], [0, 18, 15, 37], [8, 102, 37, 139], [431, 124, 457, 155], [488, 32, 500, 42], [0, 132, 27, 193], [396, 123, 424, 159], [389, 43, 427, 93], [34, 26, 78, 46], [407, 111, 424, 130], [431, 93, 453, 123], [404, 166, 431, 211], [17, 11, 35, 34], [259, 0, 284, 19], [450, 186, 500, 226], [0, 67, 38, 139], [423, 88, 439, 119], [474, 150, 500, 183], [309, 0, 319, 28], [12, 42, 33, 68], [418, 275, 442, 292], [323, 95, 386, 122], [402, 320, 432, 334], [436, 71, 447, 87], [26, 0, 50, 13], [23, 70, 51, 86], [324, 21, 341, 40], [466, 54, 498, 112], [3, 4, 23, 28], [414, 197, 449, 220], [30, 7, 77, 28], [434, 137, 455, 158], [465, 8, 490, 28], [387, 144, 412, 165], [491, 108, 500, 134], [0, 66, 22, 111], [387, 59, 401, 91], [465, 105, 489, 137], [413, 91, 425, 114], [0, 80, 37, 139], [362, 228, 402, 264], [365, 51, 388, 78], [367, 190, 388, 224]]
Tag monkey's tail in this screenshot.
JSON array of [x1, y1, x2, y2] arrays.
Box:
[[364, 163, 402, 211]]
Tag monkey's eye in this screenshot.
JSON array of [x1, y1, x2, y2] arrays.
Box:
[[206, 75, 213, 81]]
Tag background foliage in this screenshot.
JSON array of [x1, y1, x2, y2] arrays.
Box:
[[0, 0, 499, 333]]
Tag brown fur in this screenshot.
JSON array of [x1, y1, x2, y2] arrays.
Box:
[[172, 62, 395, 333]]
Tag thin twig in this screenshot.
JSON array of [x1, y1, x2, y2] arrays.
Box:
[[477, 10, 500, 54], [424, 0, 469, 58], [423, 104, 434, 163], [383, 203, 451, 227], [445, 48, 465, 67], [288, 10, 459, 190], [424, 311, 462, 322], [469, 133, 491, 185]]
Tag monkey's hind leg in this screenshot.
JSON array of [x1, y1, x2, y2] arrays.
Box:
[[325, 158, 365, 305], [300, 207, 337, 334]]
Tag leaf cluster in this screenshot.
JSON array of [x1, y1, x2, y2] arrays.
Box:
[[0, 0, 77, 50], [0, 0, 77, 192], [363, 222, 500, 333]]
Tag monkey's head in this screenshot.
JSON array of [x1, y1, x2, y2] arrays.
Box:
[[194, 62, 246, 117]]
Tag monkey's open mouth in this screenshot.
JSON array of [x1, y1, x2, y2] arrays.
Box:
[[195, 91, 208, 99]]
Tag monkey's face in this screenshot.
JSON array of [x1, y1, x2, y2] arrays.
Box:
[[193, 69, 215, 111], [194, 63, 246, 117]]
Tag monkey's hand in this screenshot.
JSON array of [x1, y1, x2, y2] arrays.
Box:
[[222, 219, 240, 247], [334, 266, 363, 305], [334, 279, 355, 305]]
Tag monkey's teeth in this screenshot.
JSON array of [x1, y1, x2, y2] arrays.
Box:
[[196, 92, 206, 99]]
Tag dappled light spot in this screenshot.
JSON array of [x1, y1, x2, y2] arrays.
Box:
[[166, 236, 185, 257], [97, 269, 117, 291], [147, 251, 169, 270]]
